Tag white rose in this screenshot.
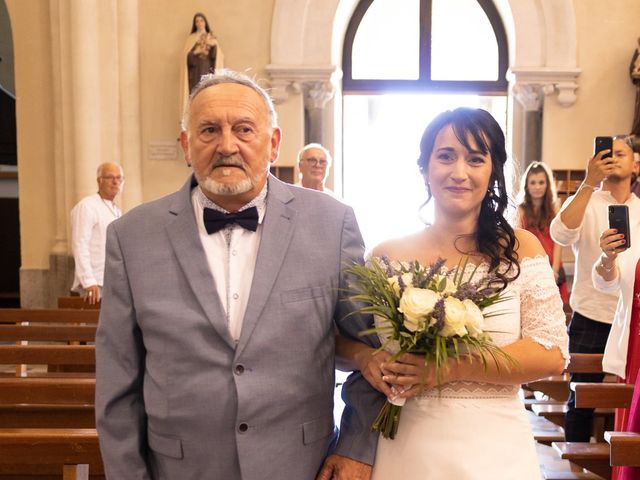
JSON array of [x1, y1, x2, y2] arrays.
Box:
[[440, 296, 468, 337], [398, 287, 440, 332], [433, 275, 457, 294], [462, 299, 485, 338]]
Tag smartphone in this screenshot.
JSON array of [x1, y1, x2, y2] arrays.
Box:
[[608, 204, 630, 251], [594, 136, 613, 159]]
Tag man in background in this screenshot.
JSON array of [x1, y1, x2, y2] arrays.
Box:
[[70, 162, 123, 305], [551, 135, 640, 441], [297, 143, 337, 196]]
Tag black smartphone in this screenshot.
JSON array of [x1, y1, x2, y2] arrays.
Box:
[[594, 136, 613, 159], [608, 204, 630, 251]]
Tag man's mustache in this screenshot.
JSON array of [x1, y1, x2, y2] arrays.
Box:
[[211, 155, 245, 170]]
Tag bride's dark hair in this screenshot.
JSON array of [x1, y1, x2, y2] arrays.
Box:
[[417, 107, 520, 287]]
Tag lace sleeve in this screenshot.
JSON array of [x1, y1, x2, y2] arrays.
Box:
[[517, 256, 570, 362]]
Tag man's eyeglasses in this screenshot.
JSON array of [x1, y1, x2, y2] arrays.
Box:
[[304, 158, 328, 167], [101, 175, 124, 182]]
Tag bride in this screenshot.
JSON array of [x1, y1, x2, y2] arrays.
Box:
[[337, 107, 569, 479]]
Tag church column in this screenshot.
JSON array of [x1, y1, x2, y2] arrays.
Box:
[[302, 80, 335, 145], [512, 83, 545, 171], [117, 0, 142, 210], [69, 0, 102, 199]]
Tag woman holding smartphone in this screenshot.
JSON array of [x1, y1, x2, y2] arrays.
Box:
[[593, 134, 640, 480]]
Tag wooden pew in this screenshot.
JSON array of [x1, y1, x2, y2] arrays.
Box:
[[0, 428, 103, 479], [604, 431, 640, 468], [548, 383, 634, 480], [0, 310, 102, 477], [0, 308, 99, 325], [57, 296, 101, 310], [551, 442, 611, 479], [573, 383, 634, 409], [0, 309, 98, 377]]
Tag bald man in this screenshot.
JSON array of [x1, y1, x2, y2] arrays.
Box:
[[70, 162, 124, 304]]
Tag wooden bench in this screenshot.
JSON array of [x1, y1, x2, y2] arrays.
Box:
[[0, 308, 99, 376], [604, 431, 640, 467], [551, 442, 611, 479], [0, 428, 103, 479], [0, 308, 100, 325], [0, 311, 102, 477], [57, 296, 101, 310], [547, 383, 635, 480], [573, 383, 634, 409], [532, 403, 613, 429]]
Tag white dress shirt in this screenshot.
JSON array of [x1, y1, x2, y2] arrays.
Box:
[[591, 203, 640, 377], [71, 193, 121, 291], [192, 186, 266, 342], [549, 190, 640, 324]]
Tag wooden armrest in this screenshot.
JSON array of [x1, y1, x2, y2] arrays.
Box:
[[571, 383, 634, 408], [604, 431, 640, 467], [566, 354, 604, 373]]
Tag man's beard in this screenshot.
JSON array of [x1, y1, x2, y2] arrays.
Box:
[[195, 154, 265, 196]]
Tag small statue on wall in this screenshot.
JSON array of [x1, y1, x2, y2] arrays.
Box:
[[630, 37, 640, 135], [179, 13, 224, 119]]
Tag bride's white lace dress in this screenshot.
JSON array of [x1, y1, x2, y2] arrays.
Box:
[[371, 256, 570, 480]]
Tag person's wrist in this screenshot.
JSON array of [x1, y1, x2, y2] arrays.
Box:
[[579, 180, 598, 192], [599, 255, 615, 272]]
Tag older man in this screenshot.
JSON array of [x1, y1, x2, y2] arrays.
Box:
[[297, 143, 337, 195], [95, 70, 382, 480], [70, 162, 123, 304]]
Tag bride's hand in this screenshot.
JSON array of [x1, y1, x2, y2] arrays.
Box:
[[381, 353, 459, 399]]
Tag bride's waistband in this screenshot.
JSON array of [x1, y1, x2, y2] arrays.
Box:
[[415, 381, 519, 399]]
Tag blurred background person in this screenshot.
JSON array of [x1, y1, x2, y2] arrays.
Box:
[[296, 143, 336, 196], [516, 161, 569, 304], [70, 162, 124, 304]]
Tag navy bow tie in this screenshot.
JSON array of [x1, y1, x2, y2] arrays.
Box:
[[203, 206, 259, 234]]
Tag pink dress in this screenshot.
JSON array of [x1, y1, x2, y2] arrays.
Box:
[[617, 260, 640, 480]]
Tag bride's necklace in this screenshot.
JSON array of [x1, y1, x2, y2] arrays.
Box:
[[100, 196, 120, 219]]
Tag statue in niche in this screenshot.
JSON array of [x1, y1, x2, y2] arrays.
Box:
[[630, 37, 640, 135], [179, 13, 224, 119]]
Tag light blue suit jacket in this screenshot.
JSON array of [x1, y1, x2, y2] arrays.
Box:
[[95, 175, 383, 479]]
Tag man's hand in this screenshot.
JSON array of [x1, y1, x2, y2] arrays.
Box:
[[84, 285, 101, 305], [316, 454, 372, 480], [584, 149, 615, 187]]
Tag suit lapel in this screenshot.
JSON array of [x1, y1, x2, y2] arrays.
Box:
[[165, 176, 236, 349], [236, 177, 296, 357]]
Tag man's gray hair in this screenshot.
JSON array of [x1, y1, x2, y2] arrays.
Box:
[[96, 162, 123, 178], [181, 69, 278, 131], [297, 143, 332, 165]]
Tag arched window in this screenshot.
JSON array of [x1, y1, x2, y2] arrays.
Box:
[[340, 0, 510, 248], [343, 0, 508, 94]]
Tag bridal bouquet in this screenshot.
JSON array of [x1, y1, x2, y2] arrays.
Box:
[[344, 256, 514, 439]]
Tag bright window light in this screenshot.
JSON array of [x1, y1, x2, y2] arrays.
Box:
[[431, 0, 499, 81], [351, 0, 420, 80], [342, 93, 508, 252]]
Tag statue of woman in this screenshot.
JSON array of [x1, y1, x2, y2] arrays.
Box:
[[179, 13, 224, 118]]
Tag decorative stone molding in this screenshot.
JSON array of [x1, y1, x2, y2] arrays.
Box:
[[265, 64, 338, 104], [510, 67, 581, 109], [303, 81, 335, 110]]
